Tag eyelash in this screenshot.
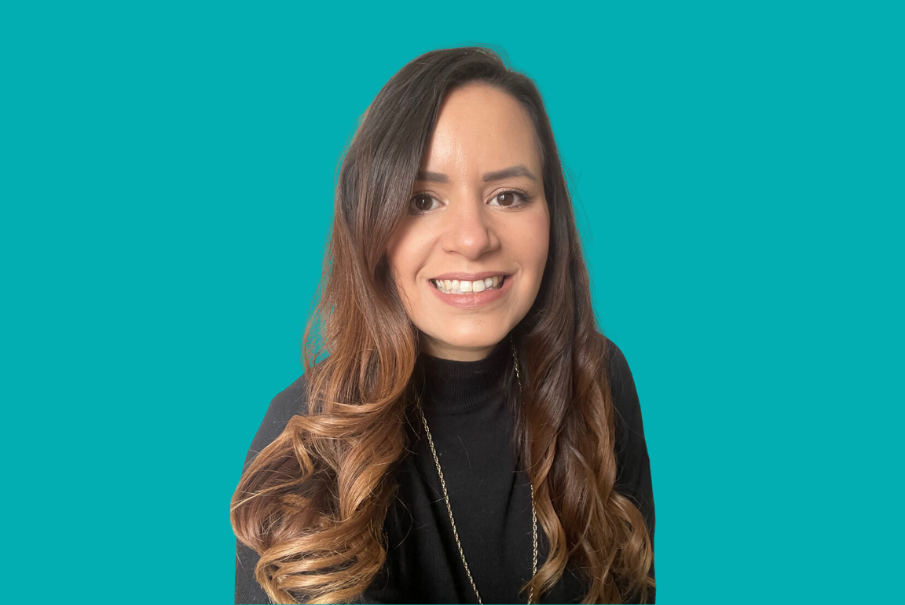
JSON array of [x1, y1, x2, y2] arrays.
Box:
[[408, 188, 533, 215]]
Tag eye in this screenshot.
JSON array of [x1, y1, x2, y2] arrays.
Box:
[[488, 189, 531, 208], [409, 193, 442, 214]]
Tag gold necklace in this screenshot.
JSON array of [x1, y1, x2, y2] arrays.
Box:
[[418, 339, 538, 605]]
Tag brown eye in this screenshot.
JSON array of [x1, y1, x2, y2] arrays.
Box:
[[496, 191, 516, 207], [489, 190, 529, 208], [410, 194, 439, 214]]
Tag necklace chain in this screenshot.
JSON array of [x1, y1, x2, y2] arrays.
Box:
[[418, 338, 537, 605]]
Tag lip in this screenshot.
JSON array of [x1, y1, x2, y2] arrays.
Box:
[[428, 273, 514, 309], [430, 270, 512, 281]]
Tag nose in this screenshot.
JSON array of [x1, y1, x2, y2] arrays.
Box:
[[439, 194, 500, 260]]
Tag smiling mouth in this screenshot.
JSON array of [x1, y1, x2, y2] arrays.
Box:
[[429, 275, 507, 294]]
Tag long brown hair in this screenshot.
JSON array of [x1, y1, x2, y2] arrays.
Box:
[[231, 46, 655, 604]]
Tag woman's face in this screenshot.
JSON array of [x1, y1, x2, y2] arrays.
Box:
[[386, 83, 550, 361]]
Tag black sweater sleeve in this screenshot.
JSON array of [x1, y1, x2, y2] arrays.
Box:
[[606, 338, 656, 597], [235, 376, 309, 605]]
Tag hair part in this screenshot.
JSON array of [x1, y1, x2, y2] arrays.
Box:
[[231, 45, 655, 604]]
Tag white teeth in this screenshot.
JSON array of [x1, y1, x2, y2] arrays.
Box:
[[431, 276, 506, 294]]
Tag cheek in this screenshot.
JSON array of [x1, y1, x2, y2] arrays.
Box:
[[516, 211, 551, 272], [386, 220, 428, 286]]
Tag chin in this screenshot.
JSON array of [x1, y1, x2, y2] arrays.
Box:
[[423, 326, 508, 353]]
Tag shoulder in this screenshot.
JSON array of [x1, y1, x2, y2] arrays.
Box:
[[262, 374, 310, 433], [599, 335, 646, 447], [242, 374, 310, 471], [600, 335, 637, 402]]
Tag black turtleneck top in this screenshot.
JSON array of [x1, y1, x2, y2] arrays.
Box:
[[235, 337, 655, 604]]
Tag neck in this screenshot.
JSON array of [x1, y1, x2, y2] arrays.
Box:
[[416, 338, 512, 415], [419, 334, 499, 361]]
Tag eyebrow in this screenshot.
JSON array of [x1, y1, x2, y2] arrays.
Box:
[[483, 165, 538, 182], [415, 170, 450, 183], [415, 164, 538, 183]]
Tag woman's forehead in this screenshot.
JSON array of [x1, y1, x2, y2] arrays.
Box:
[[419, 83, 542, 181]]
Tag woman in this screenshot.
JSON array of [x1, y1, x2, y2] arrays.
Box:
[[231, 46, 655, 604]]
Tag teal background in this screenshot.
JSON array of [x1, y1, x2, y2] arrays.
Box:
[[3, 1, 902, 603]]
